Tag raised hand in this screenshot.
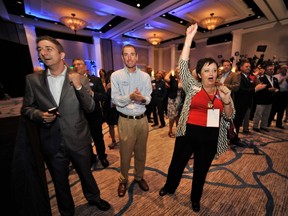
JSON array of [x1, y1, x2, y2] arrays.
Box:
[[186, 23, 198, 38], [68, 72, 82, 89]]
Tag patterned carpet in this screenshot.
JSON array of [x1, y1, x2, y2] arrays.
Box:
[[48, 120, 288, 216]]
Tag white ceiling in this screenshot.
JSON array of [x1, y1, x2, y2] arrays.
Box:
[[2, 0, 288, 46]]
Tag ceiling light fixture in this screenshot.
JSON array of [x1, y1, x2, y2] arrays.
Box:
[[200, 13, 224, 31], [147, 34, 162, 46], [60, 13, 88, 34]]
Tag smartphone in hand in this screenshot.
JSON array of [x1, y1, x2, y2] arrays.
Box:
[[48, 107, 59, 115]]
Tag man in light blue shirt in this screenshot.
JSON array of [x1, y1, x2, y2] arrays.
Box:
[[111, 44, 152, 197]]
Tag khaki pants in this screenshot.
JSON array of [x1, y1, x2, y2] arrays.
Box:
[[253, 104, 272, 129], [118, 116, 149, 183]]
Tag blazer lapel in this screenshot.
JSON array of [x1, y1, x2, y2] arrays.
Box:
[[59, 70, 72, 105], [40, 70, 58, 106]]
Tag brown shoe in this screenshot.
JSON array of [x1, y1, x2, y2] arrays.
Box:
[[136, 179, 149, 191], [118, 183, 127, 197]]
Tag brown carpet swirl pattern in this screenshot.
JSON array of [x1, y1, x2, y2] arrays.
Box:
[[48, 121, 288, 216]]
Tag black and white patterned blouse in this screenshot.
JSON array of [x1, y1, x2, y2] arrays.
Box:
[[176, 58, 235, 156]]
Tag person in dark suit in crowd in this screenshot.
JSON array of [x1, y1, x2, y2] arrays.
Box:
[[21, 36, 111, 215], [151, 71, 167, 128], [159, 23, 235, 212], [72, 58, 109, 169], [268, 66, 288, 129], [231, 60, 266, 146], [253, 63, 280, 132], [111, 44, 152, 198]]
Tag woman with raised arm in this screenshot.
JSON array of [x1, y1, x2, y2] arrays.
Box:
[[159, 23, 235, 212]]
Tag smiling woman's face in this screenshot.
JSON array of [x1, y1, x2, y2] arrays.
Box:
[[200, 62, 218, 87]]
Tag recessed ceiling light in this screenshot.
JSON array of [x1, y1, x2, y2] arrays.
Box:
[[137, 4, 140, 7], [145, 24, 154, 29]]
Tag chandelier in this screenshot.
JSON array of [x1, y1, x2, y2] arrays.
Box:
[[60, 13, 88, 34], [147, 34, 162, 46], [200, 13, 224, 31]]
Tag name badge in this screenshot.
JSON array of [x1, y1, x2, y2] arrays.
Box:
[[207, 109, 220, 127]]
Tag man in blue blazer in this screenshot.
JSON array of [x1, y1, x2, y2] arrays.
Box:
[[21, 36, 110, 215]]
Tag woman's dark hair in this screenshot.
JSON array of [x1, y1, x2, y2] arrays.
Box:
[[106, 69, 115, 83], [196, 58, 218, 81], [99, 68, 107, 79]]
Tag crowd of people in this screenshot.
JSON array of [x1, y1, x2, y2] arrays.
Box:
[[13, 22, 288, 215], [217, 54, 288, 147]]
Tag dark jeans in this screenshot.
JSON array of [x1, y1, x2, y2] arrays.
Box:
[[163, 124, 219, 202]]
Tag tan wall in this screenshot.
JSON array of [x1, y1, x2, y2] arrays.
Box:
[[241, 23, 288, 63]]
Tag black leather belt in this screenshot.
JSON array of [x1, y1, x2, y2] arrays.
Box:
[[119, 112, 146, 120]]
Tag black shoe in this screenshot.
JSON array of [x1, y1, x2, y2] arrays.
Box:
[[192, 202, 200, 212], [108, 142, 116, 149], [100, 158, 109, 168], [260, 127, 270, 132], [148, 119, 153, 123], [159, 187, 174, 196], [276, 125, 285, 129], [159, 187, 168, 196], [159, 125, 165, 128], [151, 124, 159, 127], [253, 128, 261, 132], [88, 198, 111, 211], [235, 140, 247, 147], [243, 130, 251, 134]]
